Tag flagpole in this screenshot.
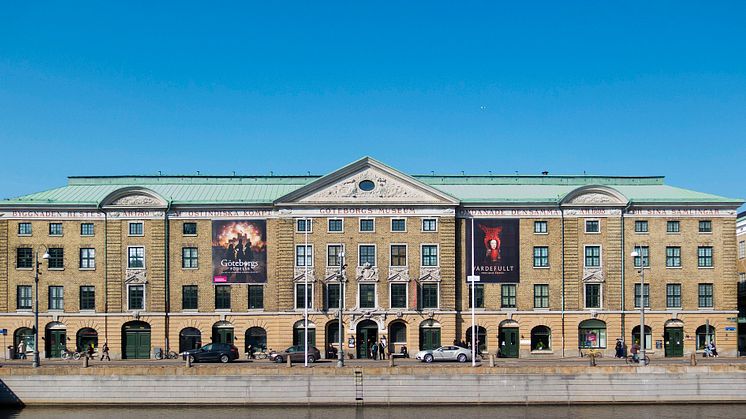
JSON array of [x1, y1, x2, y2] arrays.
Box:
[[471, 219, 476, 367], [304, 217, 309, 367]]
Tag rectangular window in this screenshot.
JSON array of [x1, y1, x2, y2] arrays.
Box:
[[215, 285, 231, 310], [182, 247, 199, 268], [16, 248, 33, 269], [248, 285, 264, 309], [585, 283, 601, 308], [359, 284, 376, 309], [327, 283, 342, 309], [667, 220, 680, 233], [49, 223, 63, 236], [421, 283, 438, 309], [468, 283, 485, 308], [327, 245, 343, 267], [421, 245, 438, 266], [391, 219, 406, 232], [666, 247, 681, 267], [49, 286, 64, 310], [128, 222, 144, 236], [79, 248, 95, 269], [17, 286, 32, 310], [634, 283, 650, 308], [47, 248, 64, 269], [390, 245, 407, 267], [80, 223, 94, 236], [128, 285, 144, 310], [328, 219, 343, 232], [390, 283, 407, 309], [360, 219, 375, 232], [585, 220, 599, 233], [698, 246, 713, 267], [699, 220, 712, 233], [533, 246, 549, 267], [740, 241, 746, 259], [295, 245, 313, 267], [422, 219, 437, 232], [182, 285, 198, 310], [359, 245, 376, 266], [534, 221, 548, 234], [295, 284, 312, 309], [296, 219, 312, 232], [128, 247, 144, 268], [666, 284, 681, 308], [633, 246, 649, 268], [79, 286, 95, 310], [584, 246, 601, 267], [534, 284, 549, 308], [698, 283, 713, 308], [501, 284, 516, 308], [183, 222, 197, 235], [634, 220, 648, 233], [18, 222, 32, 235]]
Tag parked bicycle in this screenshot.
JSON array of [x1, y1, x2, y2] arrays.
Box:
[[154, 348, 179, 360], [625, 354, 650, 366], [61, 348, 84, 361]]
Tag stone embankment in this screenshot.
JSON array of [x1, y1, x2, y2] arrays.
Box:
[[2, 364, 746, 405]]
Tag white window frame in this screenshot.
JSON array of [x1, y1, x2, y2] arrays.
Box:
[[389, 243, 408, 268], [358, 244, 377, 267], [48, 285, 64, 311], [295, 244, 314, 267], [326, 244, 345, 267], [296, 218, 313, 233], [294, 283, 314, 310], [327, 218, 344, 233], [422, 218, 438, 232], [391, 218, 407, 233], [80, 223, 95, 237], [48, 222, 63, 237], [583, 282, 603, 309], [389, 282, 408, 310], [128, 221, 144, 237], [126, 283, 146, 311], [357, 282, 378, 310], [359, 218, 376, 233], [420, 243, 440, 267], [584, 219, 600, 234], [79, 248, 96, 270], [18, 222, 32, 237], [584, 245, 602, 268], [533, 220, 548, 235], [127, 246, 145, 269]]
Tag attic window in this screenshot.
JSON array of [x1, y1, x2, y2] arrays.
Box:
[[359, 180, 375, 191]]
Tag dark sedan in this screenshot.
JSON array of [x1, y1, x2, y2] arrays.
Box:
[[182, 343, 239, 363], [269, 345, 321, 363]]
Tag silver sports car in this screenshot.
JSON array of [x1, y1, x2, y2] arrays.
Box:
[[415, 345, 477, 363]]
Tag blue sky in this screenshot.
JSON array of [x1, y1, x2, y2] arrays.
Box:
[[1, 2, 744, 211]]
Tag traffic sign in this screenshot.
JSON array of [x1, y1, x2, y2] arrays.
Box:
[[467, 275, 481, 282], [0, 329, 6, 336]]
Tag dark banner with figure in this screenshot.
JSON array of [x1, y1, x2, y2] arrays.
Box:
[[466, 219, 520, 283], [212, 220, 267, 283]]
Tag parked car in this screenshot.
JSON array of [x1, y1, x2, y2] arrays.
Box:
[[269, 345, 321, 364], [182, 343, 239, 363], [415, 345, 476, 363]]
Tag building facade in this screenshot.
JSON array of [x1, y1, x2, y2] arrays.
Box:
[[737, 212, 746, 354], [0, 157, 742, 359]]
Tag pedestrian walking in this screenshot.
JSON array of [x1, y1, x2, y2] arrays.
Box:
[[614, 339, 623, 358], [87, 343, 95, 360], [17, 340, 27, 359], [100, 341, 110, 361], [371, 340, 378, 360]]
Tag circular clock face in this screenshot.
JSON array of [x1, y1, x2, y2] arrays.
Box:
[[359, 180, 375, 191]]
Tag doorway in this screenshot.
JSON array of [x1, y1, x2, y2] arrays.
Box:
[[664, 327, 684, 357], [122, 321, 151, 359], [45, 323, 66, 358], [356, 320, 378, 359], [498, 327, 519, 358]]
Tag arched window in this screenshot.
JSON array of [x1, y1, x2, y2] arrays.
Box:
[[14, 327, 34, 356], [179, 327, 202, 353], [212, 321, 234, 344], [388, 321, 407, 355], [631, 325, 652, 350], [531, 326, 551, 351], [696, 325, 716, 350], [246, 327, 267, 353], [293, 320, 316, 347], [419, 320, 441, 351], [76, 328, 98, 352], [465, 326, 487, 353], [578, 319, 606, 349]]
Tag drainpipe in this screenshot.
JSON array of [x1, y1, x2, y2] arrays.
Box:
[[560, 205, 566, 358], [164, 200, 172, 352], [97, 201, 108, 343], [620, 202, 631, 344]]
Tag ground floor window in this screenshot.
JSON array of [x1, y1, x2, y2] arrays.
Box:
[[466, 326, 487, 352], [293, 321, 316, 347], [631, 325, 652, 350], [578, 319, 606, 349], [246, 327, 267, 353], [76, 327, 98, 352], [531, 326, 551, 351], [696, 325, 716, 350]]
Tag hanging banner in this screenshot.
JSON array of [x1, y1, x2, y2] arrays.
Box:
[[467, 219, 520, 283], [212, 220, 267, 283]]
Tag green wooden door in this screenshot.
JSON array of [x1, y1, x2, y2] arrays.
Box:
[[124, 325, 151, 359], [213, 328, 234, 344], [500, 328, 519, 358], [665, 327, 684, 357], [47, 330, 66, 358], [419, 327, 441, 351], [356, 322, 378, 359]]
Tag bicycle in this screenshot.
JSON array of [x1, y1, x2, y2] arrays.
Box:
[[247, 349, 269, 360], [61, 348, 83, 361], [625, 354, 650, 366], [154, 349, 179, 360]]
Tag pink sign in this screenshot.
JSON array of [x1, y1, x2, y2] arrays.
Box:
[[213, 275, 228, 283]]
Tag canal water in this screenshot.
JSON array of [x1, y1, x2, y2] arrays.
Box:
[[3, 405, 746, 419]]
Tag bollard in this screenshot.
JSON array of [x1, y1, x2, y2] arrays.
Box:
[[489, 354, 495, 367], [690, 352, 697, 366], [287, 356, 292, 367], [186, 356, 192, 368], [83, 356, 89, 368]]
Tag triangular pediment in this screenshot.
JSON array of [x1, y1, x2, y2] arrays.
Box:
[[275, 157, 459, 206]]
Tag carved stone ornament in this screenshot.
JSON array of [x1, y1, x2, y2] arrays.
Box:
[[388, 267, 410, 282], [324, 267, 346, 282], [111, 194, 162, 207], [294, 267, 316, 282], [419, 267, 441, 282], [125, 269, 148, 284], [301, 168, 433, 203], [567, 193, 617, 205], [356, 263, 379, 281], [133, 311, 141, 320], [582, 268, 605, 283]]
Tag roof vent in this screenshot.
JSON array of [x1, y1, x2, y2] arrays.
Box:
[[542, 171, 549, 176]]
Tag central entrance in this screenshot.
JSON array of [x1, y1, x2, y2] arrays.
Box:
[[664, 327, 684, 357], [122, 321, 151, 359], [356, 320, 378, 359]]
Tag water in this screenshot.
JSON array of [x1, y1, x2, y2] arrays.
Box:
[[3, 405, 746, 419]]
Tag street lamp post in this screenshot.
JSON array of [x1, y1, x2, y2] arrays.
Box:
[[631, 246, 646, 366], [337, 252, 346, 368], [33, 247, 49, 368]]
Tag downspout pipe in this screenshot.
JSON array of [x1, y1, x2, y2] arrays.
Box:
[[164, 200, 172, 352], [96, 201, 108, 343], [560, 204, 566, 358], [620, 201, 632, 343]]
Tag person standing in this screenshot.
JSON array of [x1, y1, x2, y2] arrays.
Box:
[[380, 336, 388, 360], [615, 339, 623, 358], [100, 341, 110, 361], [17, 340, 26, 359], [371, 340, 378, 360]]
